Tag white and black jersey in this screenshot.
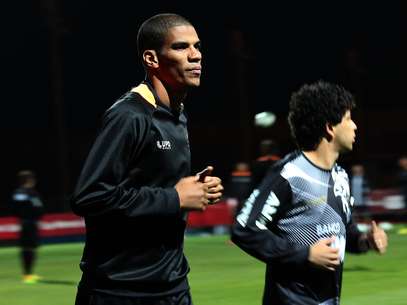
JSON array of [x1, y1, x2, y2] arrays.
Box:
[[232, 151, 368, 305]]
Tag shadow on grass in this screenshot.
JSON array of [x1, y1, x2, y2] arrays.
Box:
[[38, 279, 77, 286], [343, 265, 372, 272]]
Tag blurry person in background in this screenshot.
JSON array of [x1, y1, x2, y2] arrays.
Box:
[[11, 170, 44, 284], [226, 162, 252, 216], [397, 155, 407, 209], [70, 13, 223, 305], [251, 138, 281, 188], [232, 81, 388, 305], [350, 163, 370, 214]]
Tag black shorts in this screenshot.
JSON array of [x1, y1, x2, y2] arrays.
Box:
[[75, 289, 193, 305]]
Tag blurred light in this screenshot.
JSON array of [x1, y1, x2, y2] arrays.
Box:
[[254, 111, 276, 128]]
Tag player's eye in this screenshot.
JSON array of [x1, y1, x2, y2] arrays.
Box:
[[171, 42, 189, 50], [194, 42, 202, 51]]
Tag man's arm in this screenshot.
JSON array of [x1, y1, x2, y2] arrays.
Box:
[[231, 175, 309, 266], [231, 171, 341, 271], [71, 109, 181, 218]]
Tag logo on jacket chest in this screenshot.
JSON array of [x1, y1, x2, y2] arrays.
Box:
[[156, 140, 172, 150]]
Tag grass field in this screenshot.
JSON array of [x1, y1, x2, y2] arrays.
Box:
[[0, 228, 406, 305]]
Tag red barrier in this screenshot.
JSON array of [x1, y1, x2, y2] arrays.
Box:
[[0, 202, 234, 241], [0, 217, 19, 240], [187, 202, 234, 228], [0, 213, 85, 241]]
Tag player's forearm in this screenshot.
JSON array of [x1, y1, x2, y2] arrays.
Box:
[[71, 183, 180, 218], [231, 222, 308, 266]]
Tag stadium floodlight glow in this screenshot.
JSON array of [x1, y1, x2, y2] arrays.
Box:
[[254, 111, 276, 128]]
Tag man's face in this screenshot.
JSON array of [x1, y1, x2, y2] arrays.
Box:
[[157, 25, 202, 91], [332, 110, 357, 153]]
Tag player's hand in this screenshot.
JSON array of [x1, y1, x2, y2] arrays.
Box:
[[308, 237, 340, 271], [368, 221, 388, 254], [202, 175, 223, 205], [175, 176, 209, 211]]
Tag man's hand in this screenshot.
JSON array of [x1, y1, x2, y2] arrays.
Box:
[[202, 175, 223, 205], [308, 237, 340, 271], [175, 168, 224, 211], [368, 221, 388, 254], [195, 166, 224, 204], [175, 176, 208, 211]]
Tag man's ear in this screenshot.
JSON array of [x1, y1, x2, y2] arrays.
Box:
[[325, 123, 334, 142], [143, 50, 159, 68]]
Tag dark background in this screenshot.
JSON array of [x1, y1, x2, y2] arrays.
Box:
[[2, 1, 407, 213]]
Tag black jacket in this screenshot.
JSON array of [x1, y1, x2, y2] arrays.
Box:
[[12, 187, 44, 221], [71, 82, 191, 297]]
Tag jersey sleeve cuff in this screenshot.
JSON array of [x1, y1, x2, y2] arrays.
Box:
[[165, 187, 181, 215]]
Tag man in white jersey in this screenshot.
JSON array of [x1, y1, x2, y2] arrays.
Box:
[[232, 80, 388, 305]]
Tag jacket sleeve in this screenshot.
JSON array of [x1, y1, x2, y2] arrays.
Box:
[[70, 108, 180, 218], [231, 175, 309, 266]]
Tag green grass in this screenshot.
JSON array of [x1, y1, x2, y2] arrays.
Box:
[[0, 228, 406, 305]]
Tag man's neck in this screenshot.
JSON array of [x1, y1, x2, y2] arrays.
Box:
[[148, 75, 187, 110], [303, 140, 339, 170]]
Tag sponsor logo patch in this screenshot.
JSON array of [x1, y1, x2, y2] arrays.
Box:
[[156, 140, 171, 150]]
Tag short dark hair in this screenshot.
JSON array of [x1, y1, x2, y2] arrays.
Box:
[[288, 80, 356, 150], [137, 13, 192, 59]]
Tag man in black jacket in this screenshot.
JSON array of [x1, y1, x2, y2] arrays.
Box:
[[71, 13, 223, 305], [232, 81, 387, 305]]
